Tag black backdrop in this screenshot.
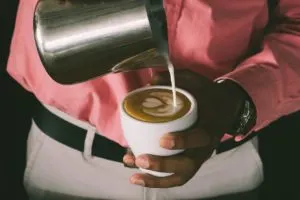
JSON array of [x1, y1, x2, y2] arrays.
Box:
[[1, 1, 32, 199]]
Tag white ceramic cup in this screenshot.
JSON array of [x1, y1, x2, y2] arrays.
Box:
[[120, 86, 198, 177]]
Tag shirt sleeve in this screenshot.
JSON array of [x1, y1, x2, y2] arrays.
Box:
[[219, 0, 300, 139]]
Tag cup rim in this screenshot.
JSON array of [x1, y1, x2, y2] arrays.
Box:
[[120, 85, 197, 125]]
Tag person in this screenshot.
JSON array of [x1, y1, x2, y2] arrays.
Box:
[[6, 0, 300, 199]]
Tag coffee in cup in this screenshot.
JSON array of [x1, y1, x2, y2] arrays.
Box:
[[120, 86, 197, 177], [123, 88, 191, 123]]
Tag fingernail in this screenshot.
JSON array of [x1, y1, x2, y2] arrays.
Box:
[[123, 155, 135, 166], [160, 137, 175, 149], [131, 177, 145, 186], [136, 157, 150, 168]]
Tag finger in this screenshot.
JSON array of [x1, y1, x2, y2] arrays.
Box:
[[123, 154, 136, 168], [150, 71, 171, 85], [135, 154, 195, 173], [160, 128, 211, 149], [123, 149, 136, 168], [150, 69, 192, 85], [150, 69, 202, 90], [130, 173, 189, 188]]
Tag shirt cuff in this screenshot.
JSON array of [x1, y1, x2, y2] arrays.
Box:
[[216, 64, 280, 141]]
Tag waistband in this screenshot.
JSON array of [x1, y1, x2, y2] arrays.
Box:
[[32, 101, 258, 163]]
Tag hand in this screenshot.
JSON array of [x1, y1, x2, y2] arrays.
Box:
[[123, 69, 247, 188]]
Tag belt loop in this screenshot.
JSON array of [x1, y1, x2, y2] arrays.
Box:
[[83, 126, 96, 161]]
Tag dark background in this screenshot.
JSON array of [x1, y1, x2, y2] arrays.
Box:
[[1, 1, 300, 200], [1, 1, 32, 199]]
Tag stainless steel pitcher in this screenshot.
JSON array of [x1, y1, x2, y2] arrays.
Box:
[[34, 0, 169, 84]]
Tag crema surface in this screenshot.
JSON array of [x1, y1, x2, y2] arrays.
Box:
[[123, 88, 191, 123]]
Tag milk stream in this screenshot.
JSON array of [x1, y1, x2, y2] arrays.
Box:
[[165, 56, 177, 110]]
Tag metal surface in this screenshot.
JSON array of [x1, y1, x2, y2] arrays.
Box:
[[34, 0, 167, 84]]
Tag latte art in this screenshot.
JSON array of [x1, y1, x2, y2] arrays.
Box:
[[142, 92, 183, 117], [123, 88, 191, 123]]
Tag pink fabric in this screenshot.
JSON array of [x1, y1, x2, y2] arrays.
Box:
[[7, 0, 300, 146]]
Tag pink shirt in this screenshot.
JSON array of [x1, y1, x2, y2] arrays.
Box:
[[7, 0, 300, 146]]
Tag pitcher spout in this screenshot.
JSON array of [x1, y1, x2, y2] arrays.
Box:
[[111, 49, 167, 73]]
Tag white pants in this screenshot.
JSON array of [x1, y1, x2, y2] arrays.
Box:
[[24, 105, 264, 200]]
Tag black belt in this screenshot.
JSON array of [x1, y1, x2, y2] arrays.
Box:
[[33, 102, 127, 163], [32, 101, 257, 163]]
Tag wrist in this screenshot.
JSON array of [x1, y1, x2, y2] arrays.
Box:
[[216, 79, 257, 136]]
